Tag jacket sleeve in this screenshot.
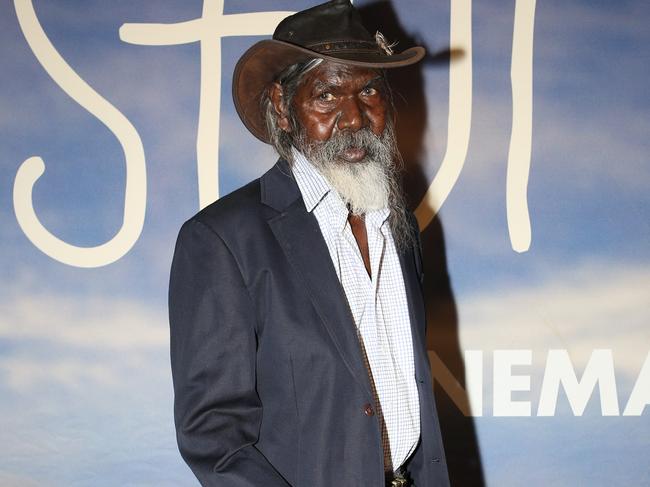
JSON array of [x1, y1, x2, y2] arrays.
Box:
[[169, 219, 291, 487]]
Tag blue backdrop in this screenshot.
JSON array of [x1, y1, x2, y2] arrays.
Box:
[[1, 1, 648, 485]]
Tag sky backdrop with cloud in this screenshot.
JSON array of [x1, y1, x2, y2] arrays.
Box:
[[1, 0, 648, 485]]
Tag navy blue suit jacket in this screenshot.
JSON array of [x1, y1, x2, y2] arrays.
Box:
[[169, 159, 449, 486]]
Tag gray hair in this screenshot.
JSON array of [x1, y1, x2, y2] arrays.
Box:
[[262, 58, 323, 162]]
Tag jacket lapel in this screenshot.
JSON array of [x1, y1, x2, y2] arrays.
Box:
[[262, 160, 374, 399], [398, 230, 430, 383]]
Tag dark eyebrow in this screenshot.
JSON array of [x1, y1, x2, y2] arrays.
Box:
[[310, 75, 385, 96], [311, 80, 333, 93], [364, 76, 384, 88]]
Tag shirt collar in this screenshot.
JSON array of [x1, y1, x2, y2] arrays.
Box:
[[367, 207, 391, 231], [291, 147, 332, 213]]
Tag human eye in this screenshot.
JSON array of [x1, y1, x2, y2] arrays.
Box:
[[318, 92, 335, 102], [361, 86, 377, 96]]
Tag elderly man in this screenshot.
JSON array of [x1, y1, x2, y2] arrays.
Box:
[[169, 1, 449, 486]]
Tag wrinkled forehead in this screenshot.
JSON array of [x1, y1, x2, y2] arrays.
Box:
[[300, 60, 387, 89]]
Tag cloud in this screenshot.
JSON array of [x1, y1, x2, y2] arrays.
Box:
[[0, 294, 167, 350], [456, 258, 650, 379], [0, 285, 168, 394], [0, 287, 193, 485], [1, 355, 121, 392], [0, 472, 40, 487]]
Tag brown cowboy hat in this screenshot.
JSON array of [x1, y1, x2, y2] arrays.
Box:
[[232, 0, 425, 143]]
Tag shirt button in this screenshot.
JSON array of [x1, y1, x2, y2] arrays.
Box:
[[363, 403, 374, 416]]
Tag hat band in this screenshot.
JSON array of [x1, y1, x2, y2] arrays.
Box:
[[306, 40, 383, 55]]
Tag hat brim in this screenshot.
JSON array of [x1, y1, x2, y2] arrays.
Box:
[[232, 39, 425, 143]]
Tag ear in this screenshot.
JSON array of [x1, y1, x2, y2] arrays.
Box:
[[269, 82, 291, 132]]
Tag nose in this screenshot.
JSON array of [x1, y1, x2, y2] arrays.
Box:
[[336, 97, 364, 132]]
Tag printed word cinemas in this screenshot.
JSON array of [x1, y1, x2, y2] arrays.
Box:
[[430, 349, 649, 417]]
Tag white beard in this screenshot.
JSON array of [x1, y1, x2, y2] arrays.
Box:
[[296, 125, 396, 215], [292, 122, 416, 251], [317, 158, 389, 215], [293, 119, 417, 249]]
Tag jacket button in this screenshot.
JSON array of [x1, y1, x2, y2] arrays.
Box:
[[363, 403, 374, 416]]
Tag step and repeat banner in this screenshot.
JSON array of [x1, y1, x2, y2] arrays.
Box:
[[1, 0, 648, 485]]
